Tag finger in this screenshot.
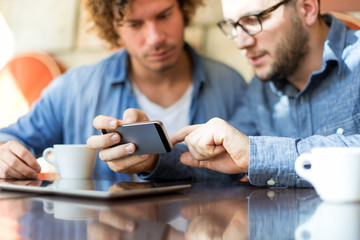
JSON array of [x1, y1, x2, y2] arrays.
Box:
[[180, 152, 225, 171], [122, 108, 149, 124], [170, 125, 202, 146], [87, 222, 123, 240], [0, 159, 27, 179], [99, 211, 136, 232], [98, 143, 137, 161], [93, 115, 120, 131], [186, 138, 226, 160], [107, 155, 150, 174], [179, 152, 202, 168], [87, 132, 121, 149], [0, 151, 38, 179], [180, 204, 203, 219], [9, 142, 41, 173]]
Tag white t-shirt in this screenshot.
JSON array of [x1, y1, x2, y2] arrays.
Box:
[[131, 82, 193, 136]]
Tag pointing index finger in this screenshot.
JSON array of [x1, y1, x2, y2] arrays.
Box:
[[170, 124, 202, 146]]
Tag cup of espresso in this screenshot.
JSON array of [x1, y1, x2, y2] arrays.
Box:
[[295, 147, 360, 202], [42, 144, 97, 179]]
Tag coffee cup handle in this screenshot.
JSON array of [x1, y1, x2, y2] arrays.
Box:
[[42, 147, 57, 167], [43, 200, 54, 214], [295, 153, 313, 182]]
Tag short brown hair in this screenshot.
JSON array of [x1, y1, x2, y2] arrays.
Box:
[[83, 0, 204, 49]]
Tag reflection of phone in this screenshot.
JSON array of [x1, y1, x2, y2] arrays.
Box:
[[102, 121, 173, 156]]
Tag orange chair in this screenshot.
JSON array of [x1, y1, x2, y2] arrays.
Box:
[[0, 51, 66, 106], [0, 52, 66, 127]]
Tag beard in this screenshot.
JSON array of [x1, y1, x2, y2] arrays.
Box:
[[257, 14, 310, 88]]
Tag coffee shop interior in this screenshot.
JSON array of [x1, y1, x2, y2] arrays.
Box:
[[0, 1, 360, 240], [0, 0, 359, 128]]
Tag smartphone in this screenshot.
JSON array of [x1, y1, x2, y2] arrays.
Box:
[[102, 121, 173, 156]]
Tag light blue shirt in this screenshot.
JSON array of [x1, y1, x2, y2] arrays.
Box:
[[247, 15, 360, 187], [0, 44, 253, 181], [145, 15, 360, 185]]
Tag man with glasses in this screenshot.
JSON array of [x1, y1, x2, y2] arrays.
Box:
[[171, 0, 360, 187]]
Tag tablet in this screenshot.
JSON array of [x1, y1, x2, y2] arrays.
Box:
[[0, 179, 191, 200]]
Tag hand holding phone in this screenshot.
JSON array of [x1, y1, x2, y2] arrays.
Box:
[[102, 121, 173, 156]]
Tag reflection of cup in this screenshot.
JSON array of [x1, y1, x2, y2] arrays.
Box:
[[44, 200, 98, 220], [43, 179, 98, 220], [295, 202, 360, 240], [42, 144, 97, 179], [295, 147, 360, 202]]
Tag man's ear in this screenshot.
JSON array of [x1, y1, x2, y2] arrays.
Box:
[[296, 0, 319, 26]]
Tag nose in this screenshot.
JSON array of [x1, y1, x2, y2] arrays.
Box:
[[145, 22, 166, 46], [233, 26, 255, 50]]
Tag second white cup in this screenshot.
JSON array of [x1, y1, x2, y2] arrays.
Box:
[[295, 147, 360, 202]]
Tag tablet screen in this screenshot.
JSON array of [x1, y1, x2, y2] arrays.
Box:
[[0, 179, 191, 200]]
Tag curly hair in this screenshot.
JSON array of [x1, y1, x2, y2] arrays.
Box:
[[83, 0, 204, 49]]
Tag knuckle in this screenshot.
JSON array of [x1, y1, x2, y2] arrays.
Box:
[[98, 150, 107, 161], [108, 163, 123, 173], [93, 115, 109, 128], [2, 166, 11, 176], [86, 137, 94, 147], [7, 158, 19, 169], [209, 117, 223, 125], [16, 148, 28, 160]]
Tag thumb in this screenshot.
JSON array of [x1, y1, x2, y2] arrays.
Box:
[[179, 152, 199, 167], [122, 108, 149, 123]]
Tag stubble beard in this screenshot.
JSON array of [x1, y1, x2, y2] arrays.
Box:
[[257, 14, 310, 87]]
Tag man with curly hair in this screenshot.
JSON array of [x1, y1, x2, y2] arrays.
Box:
[[0, 0, 253, 180]]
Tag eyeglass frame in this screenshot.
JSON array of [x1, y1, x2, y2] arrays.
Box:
[[217, 0, 291, 38]]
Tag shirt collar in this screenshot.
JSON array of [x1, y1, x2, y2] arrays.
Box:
[[268, 14, 348, 97], [321, 14, 346, 70], [109, 49, 129, 85]]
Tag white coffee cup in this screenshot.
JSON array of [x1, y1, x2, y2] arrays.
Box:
[[295, 147, 360, 202], [42, 144, 97, 179], [295, 202, 360, 240]]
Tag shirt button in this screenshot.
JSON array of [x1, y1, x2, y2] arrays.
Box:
[[336, 128, 344, 135], [267, 190, 275, 199], [267, 178, 276, 186]]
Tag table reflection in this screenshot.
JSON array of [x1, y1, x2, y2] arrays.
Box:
[[2, 181, 359, 240], [0, 197, 33, 240], [295, 202, 360, 240], [42, 198, 98, 221], [181, 188, 320, 240]]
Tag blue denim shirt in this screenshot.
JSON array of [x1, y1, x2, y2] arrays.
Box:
[[0, 44, 253, 181], [247, 15, 360, 187]]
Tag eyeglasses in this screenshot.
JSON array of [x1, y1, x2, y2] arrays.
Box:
[[217, 0, 290, 38]]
